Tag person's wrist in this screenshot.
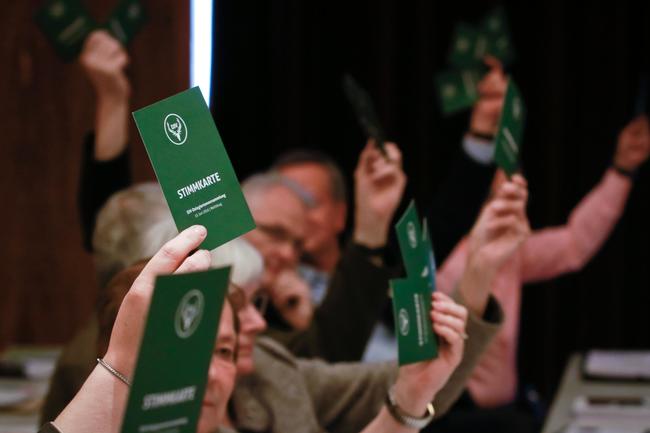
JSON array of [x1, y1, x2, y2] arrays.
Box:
[[611, 160, 637, 180], [97, 92, 130, 110], [353, 221, 388, 249], [102, 347, 134, 381], [392, 379, 434, 416], [468, 128, 496, 141], [459, 256, 493, 316]]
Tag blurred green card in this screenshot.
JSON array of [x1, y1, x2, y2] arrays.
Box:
[[395, 202, 438, 292], [133, 87, 256, 250], [421, 218, 437, 293], [482, 6, 515, 66], [105, 0, 147, 46], [34, 0, 96, 62], [449, 22, 489, 68], [395, 201, 425, 278], [494, 80, 526, 176], [436, 67, 485, 115], [448, 8, 515, 68], [121, 267, 230, 433], [391, 278, 438, 365]]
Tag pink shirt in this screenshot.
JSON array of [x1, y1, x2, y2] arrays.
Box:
[[437, 169, 632, 407]]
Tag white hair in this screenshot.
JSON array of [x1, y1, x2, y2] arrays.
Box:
[[93, 182, 177, 287], [210, 237, 264, 288]]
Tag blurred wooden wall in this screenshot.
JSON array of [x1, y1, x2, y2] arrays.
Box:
[[0, 0, 189, 350]]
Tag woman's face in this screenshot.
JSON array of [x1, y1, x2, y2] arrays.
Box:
[[197, 303, 238, 433], [227, 281, 268, 375]]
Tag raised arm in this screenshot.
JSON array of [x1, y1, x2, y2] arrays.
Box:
[[521, 115, 649, 283]]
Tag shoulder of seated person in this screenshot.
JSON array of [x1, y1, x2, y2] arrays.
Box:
[[255, 337, 298, 366]]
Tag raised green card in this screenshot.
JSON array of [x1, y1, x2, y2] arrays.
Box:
[[494, 80, 526, 176], [34, 0, 96, 62], [482, 6, 515, 66], [105, 0, 147, 46], [395, 201, 425, 278], [449, 23, 489, 68], [391, 278, 438, 365], [121, 267, 231, 433], [133, 87, 256, 250], [436, 68, 485, 115]]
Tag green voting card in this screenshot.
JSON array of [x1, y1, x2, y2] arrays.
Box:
[[448, 23, 489, 68], [105, 0, 147, 46], [133, 87, 256, 250], [421, 218, 437, 292], [494, 80, 525, 176], [391, 278, 438, 365], [481, 6, 515, 66], [395, 202, 438, 291], [436, 68, 485, 115], [396, 201, 425, 278], [35, 0, 96, 62], [448, 9, 514, 68], [121, 267, 230, 433]]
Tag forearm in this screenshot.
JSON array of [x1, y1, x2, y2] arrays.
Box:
[[94, 97, 129, 161], [361, 407, 419, 433], [455, 260, 493, 317], [53, 365, 129, 433]]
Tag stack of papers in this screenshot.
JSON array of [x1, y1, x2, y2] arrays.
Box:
[[584, 350, 650, 381]]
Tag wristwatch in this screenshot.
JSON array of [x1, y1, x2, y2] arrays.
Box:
[[385, 387, 435, 429]]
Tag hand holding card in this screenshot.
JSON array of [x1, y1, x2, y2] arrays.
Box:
[[392, 292, 467, 412]]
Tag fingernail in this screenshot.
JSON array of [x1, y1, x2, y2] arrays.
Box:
[[193, 225, 207, 237]]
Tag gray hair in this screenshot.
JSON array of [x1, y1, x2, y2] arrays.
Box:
[[210, 237, 264, 288], [93, 182, 177, 287], [272, 149, 348, 203], [242, 171, 315, 208]]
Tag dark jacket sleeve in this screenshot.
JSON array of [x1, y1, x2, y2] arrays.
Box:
[[263, 242, 397, 362], [425, 148, 494, 263], [38, 423, 61, 433], [78, 132, 132, 252]]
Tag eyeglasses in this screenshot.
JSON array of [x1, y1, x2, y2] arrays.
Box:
[[256, 223, 304, 254]]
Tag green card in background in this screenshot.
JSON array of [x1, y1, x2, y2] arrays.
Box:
[[481, 6, 515, 66], [121, 267, 231, 433], [133, 87, 256, 250], [391, 278, 438, 365], [34, 0, 96, 62], [448, 23, 489, 68], [435, 67, 485, 115], [395, 201, 425, 278], [105, 0, 147, 46], [494, 80, 526, 176]]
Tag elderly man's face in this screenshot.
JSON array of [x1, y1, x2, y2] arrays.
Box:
[[278, 163, 346, 258], [244, 185, 307, 287]]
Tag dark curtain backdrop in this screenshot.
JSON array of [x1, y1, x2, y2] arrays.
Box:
[[211, 0, 650, 402]]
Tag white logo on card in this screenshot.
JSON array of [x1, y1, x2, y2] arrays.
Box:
[[175, 290, 204, 339], [164, 113, 188, 145], [398, 309, 410, 336], [407, 222, 418, 249]]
